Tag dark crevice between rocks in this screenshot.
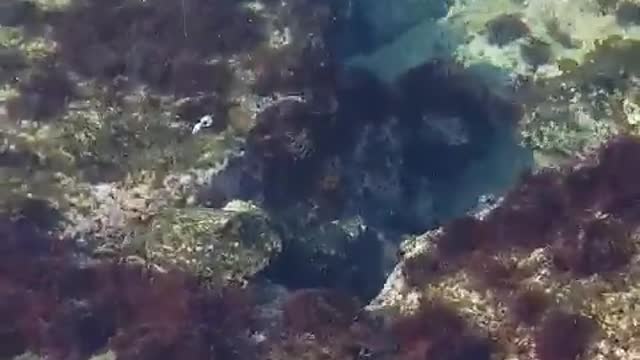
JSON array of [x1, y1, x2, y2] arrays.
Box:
[[202, 55, 531, 302], [262, 221, 388, 302], [1, 0, 533, 310], [188, 0, 531, 303]]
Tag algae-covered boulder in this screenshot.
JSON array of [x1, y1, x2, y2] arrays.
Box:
[[144, 200, 282, 285]]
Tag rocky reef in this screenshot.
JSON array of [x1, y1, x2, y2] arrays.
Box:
[[2, 0, 640, 359], [371, 136, 640, 360], [0, 213, 258, 360], [144, 200, 282, 287]]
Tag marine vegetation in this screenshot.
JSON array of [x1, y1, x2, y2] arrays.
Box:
[[397, 135, 640, 360], [3, 0, 640, 360]]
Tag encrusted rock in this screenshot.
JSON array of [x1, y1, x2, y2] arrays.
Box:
[[144, 200, 282, 286]]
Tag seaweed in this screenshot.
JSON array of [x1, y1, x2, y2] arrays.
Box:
[[520, 38, 552, 68], [402, 254, 442, 289], [282, 288, 360, 337], [391, 300, 494, 360], [534, 310, 596, 360], [509, 287, 552, 326], [49, 0, 264, 95], [485, 14, 530, 47], [0, 214, 256, 359], [551, 217, 634, 276], [6, 60, 75, 121], [404, 135, 640, 290]]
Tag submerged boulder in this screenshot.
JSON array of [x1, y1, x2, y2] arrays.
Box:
[[144, 200, 282, 286]]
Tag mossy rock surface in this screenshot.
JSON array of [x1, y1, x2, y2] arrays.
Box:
[[519, 36, 640, 165], [144, 200, 282, 285]]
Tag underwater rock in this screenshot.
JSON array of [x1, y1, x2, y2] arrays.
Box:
[[250, 58, 522, 229], [369, 135, 640, 360], [0, 210, 391, 360], [433, 0, 640, 82], [0, 214, 259, 360], [205, 55, 529, 302], [144, 200, 282, 286], [520, 36, 640, 165], [0, 0, 351, 317], [350, 0, 638, 173], [5, 0, 640, 359], [282, 288, 361, 336], [551, 217, 634, 276]]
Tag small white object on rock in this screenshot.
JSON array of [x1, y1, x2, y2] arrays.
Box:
[[269, 27, 292, 49], [192, 115, 214, 134]]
